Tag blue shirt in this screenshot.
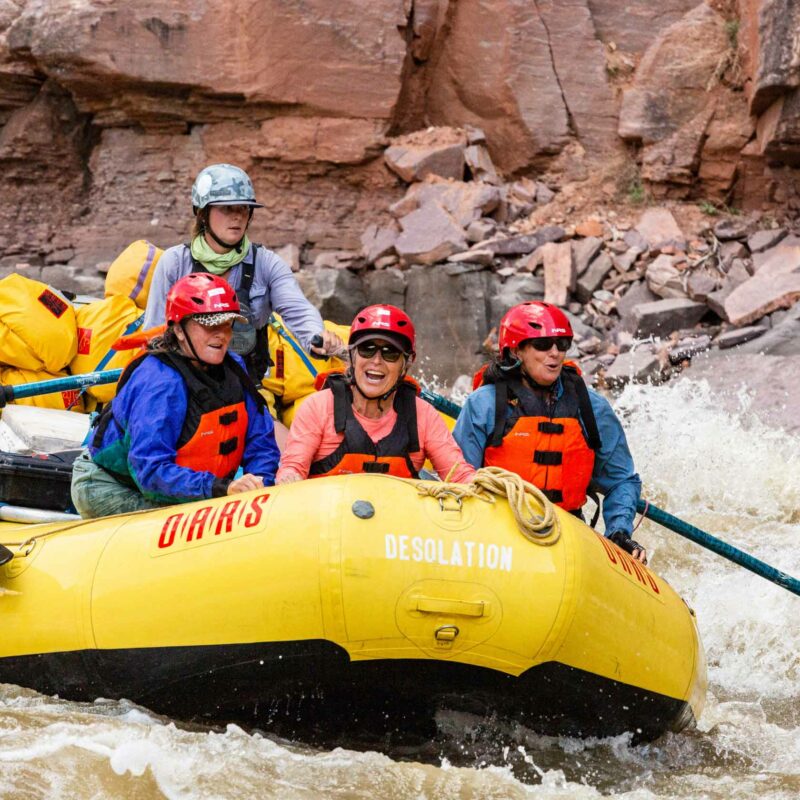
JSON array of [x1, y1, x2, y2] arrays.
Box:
[[90, 353, 279, 504], [143, 243, 323, 349], [453, 380, 641, 535]]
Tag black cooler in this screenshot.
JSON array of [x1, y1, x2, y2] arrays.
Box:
[[0, 450, 79, 511]]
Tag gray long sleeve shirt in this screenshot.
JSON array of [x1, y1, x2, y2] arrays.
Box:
[[143, 243, 323, 349]]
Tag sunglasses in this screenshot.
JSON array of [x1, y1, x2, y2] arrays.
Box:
[[355, 341, 405, 363], [527, 337, 573, 352]]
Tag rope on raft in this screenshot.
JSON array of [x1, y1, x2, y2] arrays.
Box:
[[415, 465, 560, 546]]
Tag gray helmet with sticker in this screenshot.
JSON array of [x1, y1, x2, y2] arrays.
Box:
[[191, 164, 264, 211]]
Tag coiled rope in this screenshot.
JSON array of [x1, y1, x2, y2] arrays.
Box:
[[416, 465, 560, 546]]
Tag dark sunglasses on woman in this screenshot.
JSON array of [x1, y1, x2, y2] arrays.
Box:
[[527, 336, 573, 353], [355, 341, 405, 362]]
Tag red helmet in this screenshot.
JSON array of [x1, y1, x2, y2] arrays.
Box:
[[165, 273, 243, 325], [350, 304, 416, 356], [498, 301, 573, 352]]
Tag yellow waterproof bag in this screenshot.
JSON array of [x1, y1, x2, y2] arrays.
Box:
[[0, 275, 77, 372], [70, 295, 143, 403], [262, 315, 350, 411], [104, 240, 163, 310]]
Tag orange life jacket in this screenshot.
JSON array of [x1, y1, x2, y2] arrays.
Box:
[[309, 373, 421, 479], [93, 351, 257, 481], [480, 365, 601, 511]]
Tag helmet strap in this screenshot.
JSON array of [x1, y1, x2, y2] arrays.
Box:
[[178, 320, 210, 367], [348, 356, 410, 405], [204, 206, 253, 253]]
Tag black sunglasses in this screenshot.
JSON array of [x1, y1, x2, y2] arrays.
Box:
[[527, 337, 572, 352], [355, 341, 404, 363]]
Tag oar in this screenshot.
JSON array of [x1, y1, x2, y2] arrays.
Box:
[[0, 369, 123, 407], [637, 500, 800, 597]]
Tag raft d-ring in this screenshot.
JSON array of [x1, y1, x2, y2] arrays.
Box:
[[438, 491, 463, 513], [435, 625, 459, 643], [20, 538, 36, 557]]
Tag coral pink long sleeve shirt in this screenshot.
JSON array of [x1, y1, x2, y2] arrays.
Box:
[[277, 390, 475, 484]]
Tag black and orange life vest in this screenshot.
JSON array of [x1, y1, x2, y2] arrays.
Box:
[[481, 365, 601, 511], [309, 373, 421, 479], [93, 351, 262, 481]]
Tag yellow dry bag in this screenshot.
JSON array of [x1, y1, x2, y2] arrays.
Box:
[[104, 240, 163, 310], [71, 295, 143, 403], [0, 275, 77, 372]]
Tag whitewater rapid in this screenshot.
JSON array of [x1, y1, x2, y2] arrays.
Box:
[[1, 376, 798, 799]]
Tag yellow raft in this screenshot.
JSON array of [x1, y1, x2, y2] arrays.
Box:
[[0, 474, 706, 742]]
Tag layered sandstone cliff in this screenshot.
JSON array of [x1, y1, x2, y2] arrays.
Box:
[[0, 0, 798, 272]]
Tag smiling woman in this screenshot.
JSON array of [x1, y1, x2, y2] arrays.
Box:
[[276, 304, 475, 484], [453, 300, 646, 562], [70, 273, 281, 519]]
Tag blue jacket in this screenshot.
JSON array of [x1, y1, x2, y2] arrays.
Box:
[[453, 379, 641, 535], [90, 352, 279, 504]]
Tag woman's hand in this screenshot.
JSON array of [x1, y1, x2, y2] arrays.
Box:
[[227, 473, 264, 494], [310, 330, 345, 357], [275, 472, 303, 485]]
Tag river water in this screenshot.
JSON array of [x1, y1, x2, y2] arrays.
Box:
[[1, 377, 798, 799]]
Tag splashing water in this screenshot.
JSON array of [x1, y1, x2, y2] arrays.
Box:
[[1, 379, 798, 798]]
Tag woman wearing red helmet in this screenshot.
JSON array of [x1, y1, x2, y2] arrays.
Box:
[[276, 304, 475, 483], [71, 273, 280, 518], [453, 301, 646, 563]]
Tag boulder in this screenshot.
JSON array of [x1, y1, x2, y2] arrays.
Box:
[[364, 266, 407, 308], [705, 260, 752, 319], [604, 348, 664, 387], [634, 208, 685, 250], [464, 144, 500, 184], [394, 202, 467, 266], [747, 229, 788, 254], [405, 265, 497, 384], [446, 249, 494, 266], [646, 254, 686, 299], [489, 274, 545, 325], [631, 298, 707, 337], [542, 242, 575, 306], [617, 280, 660, 330], [361, 223, 399, 264], [713, 218, 750, 240], [384, 127, 467, 182], [723, 247, 800, 326], [389, 178, 500, 227], [640, 106, 715, 191], [716, 325, 768, 349], [466, 218, 497, 244], [296, 267, 367, 324], [732, 302, 800, 356], [479, 227, 565, 256], [686, 269, 719, 302], [572, 236, 604, 276], [576, 252, 614, 303]]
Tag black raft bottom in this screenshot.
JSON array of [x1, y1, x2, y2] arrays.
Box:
[[0, 640, 693, 746]]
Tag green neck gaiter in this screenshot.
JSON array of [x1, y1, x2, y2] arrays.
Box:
[[190, 234, 250, 276]]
